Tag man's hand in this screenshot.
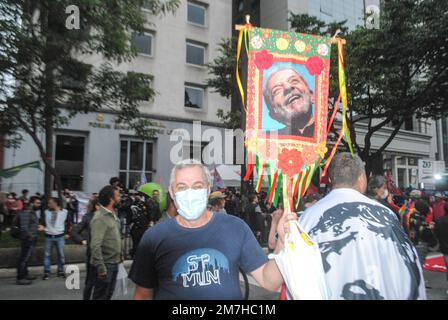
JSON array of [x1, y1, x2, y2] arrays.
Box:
[[38, 225, 45, 232], [81, 240, 87, 245], [98, 272, 107, 280], [64, 234, 70, 240], [276, 206, 298, 243]]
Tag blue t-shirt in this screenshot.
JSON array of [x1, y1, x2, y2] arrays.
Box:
[[129, 213, 268, 300]]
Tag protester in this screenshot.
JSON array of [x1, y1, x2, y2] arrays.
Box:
[[299, 152, 426, 299], [245, 193, 264, 242], [6, 192, 23, 226], [129, 159, 290, 300], [209, 191, 227, 214], [299, 193, 322, 213], [89, 185, 122, 300], [432, 192, 446, 222], [129, 194, 150, 258], [233, 192, 242, 218], [146, 189, 161, 226], [16, 196, 41, 285], [19, 189, 29, 208], [71, 195, 99, 300], [40, 197, 70, 280], [63, 189, 79, 224], [159, 193, 178, 222], [411, 200, 437, 265], [0, 192, 7, 234], [224, 191, 236, 216], [367, 175, 400, 216], [399, 189, 421, 234], [434, 205, 448, 286]]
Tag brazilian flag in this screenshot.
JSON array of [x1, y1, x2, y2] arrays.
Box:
[[0, 161, 42, 178]]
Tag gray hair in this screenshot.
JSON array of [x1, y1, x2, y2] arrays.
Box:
[[367, 175, 387, 196], [329, 152, 366, 187], [169, 159, 212, 188]]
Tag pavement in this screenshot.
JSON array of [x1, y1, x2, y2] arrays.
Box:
[[0, 259, 446, 300], [0, 260, 278, 300]]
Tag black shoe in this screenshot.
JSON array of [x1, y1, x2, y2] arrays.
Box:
[[42, 273, 50, 280], [57, 272, 66, 278], [25, 276, 36, 281], [16, 279, 32, 285]]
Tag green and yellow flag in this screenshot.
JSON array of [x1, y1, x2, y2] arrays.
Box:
[[0, 161, 42, 179]]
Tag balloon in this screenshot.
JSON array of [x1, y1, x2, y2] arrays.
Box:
[[138, 182, 167, 212]]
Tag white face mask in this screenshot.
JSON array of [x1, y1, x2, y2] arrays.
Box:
[[174, 188, 208, 221], [382, 189, 389, 199]]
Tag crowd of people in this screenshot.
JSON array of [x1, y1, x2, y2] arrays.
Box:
[[0, 154, 447, 300]]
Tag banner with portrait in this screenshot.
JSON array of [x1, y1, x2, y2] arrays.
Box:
[[237, 25, 351, 210]]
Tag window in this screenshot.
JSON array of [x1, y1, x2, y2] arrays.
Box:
[[237, 0, 244, 13], [186, 41, 205, 66], [404, 117, 414, 131], [142, 0, 156, 12], [185, 85, 204, 109], [55, 135, 85, 191], [119, 139, 154, 190], [187, 1, 206, 26], [131, 32, 153, 56]]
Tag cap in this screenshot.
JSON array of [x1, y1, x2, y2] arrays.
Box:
[[434, 192, 443, 198], [209, 191, 226, 201]]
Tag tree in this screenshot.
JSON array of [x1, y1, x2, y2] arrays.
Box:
[[339, 0, 448, 175], [207, 0, 448, 176], [0, 0, 180, 196]]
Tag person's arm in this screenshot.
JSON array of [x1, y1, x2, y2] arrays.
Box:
[[250, 241, 285, 291], [268, 209, 282, 251], [250, 207, 297, 292], [64, 212, 72, 238], [134, 286, 154, 300], [89, 217, 108, 275], [71, 214, 88, 244]]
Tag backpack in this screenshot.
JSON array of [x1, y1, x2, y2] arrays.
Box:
[[10, 214, 21, 239]]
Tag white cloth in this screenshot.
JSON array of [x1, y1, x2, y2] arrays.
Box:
[[299, 188, 426, 300], [44, 209, 68, 235], [273, 220, 330, 300]]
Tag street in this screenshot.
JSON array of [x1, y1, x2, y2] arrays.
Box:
[[0, 262, 279, 300], [0, 263, 445, 300]]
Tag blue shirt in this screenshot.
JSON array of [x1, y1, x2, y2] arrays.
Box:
[[129, 213, 267, 300]]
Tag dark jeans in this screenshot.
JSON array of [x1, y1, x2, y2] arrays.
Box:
[[17, 239, 37, 280], [83, 258, 95, 300], [91, 263, 119, 300]]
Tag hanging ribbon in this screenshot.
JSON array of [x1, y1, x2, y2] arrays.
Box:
[[327, 94, 341, 135], [243, 150, 255, 182], [282, 174, 290, 213], [255, 156, 266, 193], [337, 38, 354, 155], [236, 23, 252, 112], [321, 38, 354, 181], [267, 162, 279, 203], [272, 170, 282, 208]]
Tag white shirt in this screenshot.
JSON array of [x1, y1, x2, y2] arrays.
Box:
[[299, 188, 426, 300], [44, 209, 68, 236]]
